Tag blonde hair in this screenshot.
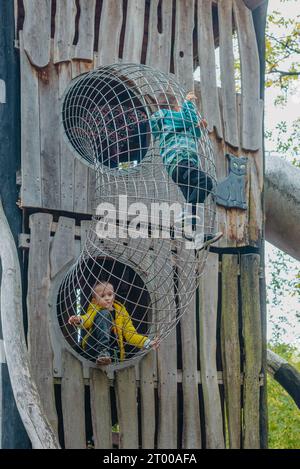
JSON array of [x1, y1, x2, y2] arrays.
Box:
[[92, 280, 114, 295]]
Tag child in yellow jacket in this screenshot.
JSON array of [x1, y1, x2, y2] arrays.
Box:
[[68, 281, 159, 366]]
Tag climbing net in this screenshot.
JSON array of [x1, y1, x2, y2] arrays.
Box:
[[58, 63, 218, 367]]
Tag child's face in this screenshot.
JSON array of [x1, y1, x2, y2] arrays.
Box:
[[93, 283, 115, 309]]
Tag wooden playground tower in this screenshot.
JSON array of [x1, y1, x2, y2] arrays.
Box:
[[0, 0, 269, 449]]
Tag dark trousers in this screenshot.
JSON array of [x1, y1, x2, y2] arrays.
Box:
[[85, 309, 112, 358], [171, 159, 213, 226]]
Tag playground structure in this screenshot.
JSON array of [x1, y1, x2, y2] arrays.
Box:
[[1, 0, 299, 450]]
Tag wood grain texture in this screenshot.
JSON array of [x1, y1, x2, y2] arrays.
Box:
[[54, 0, 76, 63], [221, 255, 241, 448], [27, 213, 58, 435], [20, 32, 42, 208], [39, 55, 61, 210], [145, 0, 173, 73], [97, 0, 123, 66], [197, 0, 223, 137], [58, 61, 75, 212], [199, 252, 225, 448], [122, 0, 146, 63], [23, 0, 51, 67], [61, 350, 86, 449], [73, 0, 96, 61], [115, 366, 139, 449], [218, 0, 239, 148], [139, 351, 156, 448], [90, 368, 113, 449], [174, 0, 194, 90], [240, 254, 262, 448], [177, 245, 201, 448], [0, 200, 60, 449], [233, 0, 261, 150]]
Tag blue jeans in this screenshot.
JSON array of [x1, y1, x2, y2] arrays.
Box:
[[85, 309, 112, 358]]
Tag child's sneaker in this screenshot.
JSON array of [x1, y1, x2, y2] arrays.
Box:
[[96, 351, 112, 366], [194, 232, 223, 251]]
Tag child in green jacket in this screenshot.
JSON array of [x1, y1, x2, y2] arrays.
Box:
[[150, 91, 222, 249]]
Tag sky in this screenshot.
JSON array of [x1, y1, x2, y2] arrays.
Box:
[[264, 0, 300, 348]]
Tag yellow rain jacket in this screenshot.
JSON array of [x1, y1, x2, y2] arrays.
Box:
[[79, 300, 147, 361]]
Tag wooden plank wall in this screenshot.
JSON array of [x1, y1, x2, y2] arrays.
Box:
[[23, 216, 265, 448], [18, 0, 263, 248], [17, 0, 266, 450]]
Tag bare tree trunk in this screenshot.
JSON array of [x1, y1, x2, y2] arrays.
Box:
[[0, 199, 60, 449], [265, 153, 300, 261]]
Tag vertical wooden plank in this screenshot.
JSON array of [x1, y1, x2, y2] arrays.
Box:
[[58, 61, 75, 212], [87, 167, 97, 214], [218, 0, 239, 148], [61, 350, 86, 449], [50, 217, 76, 278], [139, 352, 156, 449], [73, 0, 96, 61], [240, 254, 262, 448], [177, 245, 201, 448], [174, 0, 194, 90], [233, 0, 261, 151], [72, 60, 91, 214], [221, 254, 241, 449], [27, 213, 58, 435], [199, 252, 225, 448], [145, 0, 173, 73], [54, 0, 76, 64], [23, 0, 51, 68], [90, 368, 112, 449], [115, 367, 139, 449], [20, 33, 42, 208], [122, 0, 146, 63], [97, 0, 123, 66], [197, 0, 223, 137], [155, 242, 177, 449], [39, 52, 61, 210]]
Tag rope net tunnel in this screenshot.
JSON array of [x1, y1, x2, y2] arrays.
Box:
[[58, 63, 218, 367]]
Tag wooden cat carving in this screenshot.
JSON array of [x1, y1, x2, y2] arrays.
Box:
[[216, 154, 248, 210]]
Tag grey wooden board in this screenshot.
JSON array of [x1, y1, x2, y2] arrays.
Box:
[[50, 217, 76, 279], [174, 0, 195, 91], [221, 255, 241, 449], [90, 368, 112, 449], [23, 0, 51, 67], [199, 252, 225, 448], [20, 34, 42, 207], [197, 0, 223, 137], [218, 0, 239, 148], [61, 350, 86, 449], [27, 213, 58, 435], [240, 254, 262, 448], [233, 0, 261, 151], [154, 240, 178, 449], [139, 352, 156, 449], [58, 62, 75, 212], [97, 0, 123, 66], [122, 0, 145, 63], [39, 54, 61, 210], [177, 243, 201, 448], [115, 367, 139, 449], [73, 0, 96, 61], [54, 0, 76, 64], [145, 0, 173, 73]]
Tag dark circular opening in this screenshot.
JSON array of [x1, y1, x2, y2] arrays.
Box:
[[62, 73, 150, 169]]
